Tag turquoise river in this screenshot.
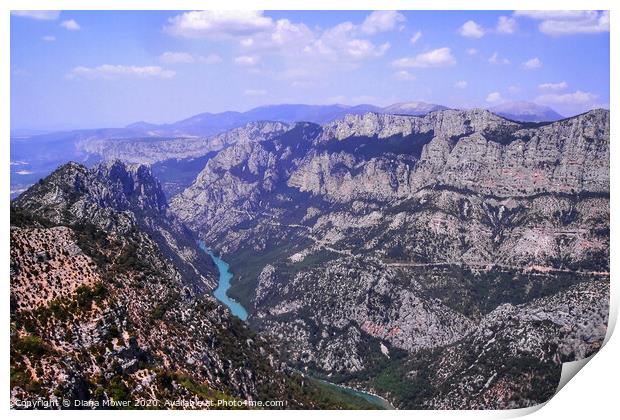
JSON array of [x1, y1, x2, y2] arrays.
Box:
[[198, 240, 394, 409]]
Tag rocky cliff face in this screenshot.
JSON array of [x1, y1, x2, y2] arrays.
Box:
[[290, 109, 608, 200], [76, 121, 292, 200], [169, 108, 609, 408], [358, 280, 608, 409], [10, 161, 374, 409], [15, 161, 214, 293], [171, 123, 321, 242], [172, 109, 609, 271]]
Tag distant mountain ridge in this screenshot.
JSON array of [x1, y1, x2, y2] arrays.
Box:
[[489, 101, 564, 122], [9, 101, 570, 200], [12, 101, 566, 141], [128, 102, 448, 137]]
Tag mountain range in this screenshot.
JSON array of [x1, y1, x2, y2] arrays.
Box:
[[10, 104, 608, 410], [169, 107, 609, 408], [10, 101, 566, 200], [12, 101, 562, 140]]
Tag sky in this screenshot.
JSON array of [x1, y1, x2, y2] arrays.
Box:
[[10, 10, 610, 130]]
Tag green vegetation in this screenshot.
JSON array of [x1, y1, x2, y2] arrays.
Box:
[[407, 265, 597, 319], [224, 237, 311, 309], [10, 335, 53, 395], [283, 374, 383, 410], [13, 334, 51, 358], [73, 222, 111, 266], [9, 205, 54, 228], [151, 292, 180, 321], [171, 373, 244, 409], [76, 282, 107, 310], [107, 376, 131, 402]]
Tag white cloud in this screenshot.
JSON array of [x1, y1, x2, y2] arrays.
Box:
[[466, 48, 478, 56], [410, 31, 422, 44], [159, 52, 195, 64], [11, 11, 60, 20], [305, 21, 390, 62], [538, 81, 568, 91], [514, 11, 594, 20], [508, 85, 521, 94], [348, 39, 390, 59], [234, 55, 260, 67], [486, 92, 504, 103], [514, 10, 609, 36], [459, 20, 485, 38], [522, 57, 542, 70], [41, 35, 56, 42], [160, 52, 223, 64], [278, 67, 328, 88], [165, 10, 273, 38], [360, 11, 406, 35], [392, 47, 456, 68], [244, 89, 267, 96], [536, 90, 598, 105], [393, 70, 415, 81], [488, 52, 510, 65], [239, 38, 254, 47], [165, 10, 399, 69], [242, 19, 314, 53], [67, 65, 175, 80], [60, 19, 80, 31], [454, 80, 468, 89], [496, 16, 517, 34]]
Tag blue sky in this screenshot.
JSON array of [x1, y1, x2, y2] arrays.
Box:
[[10, 10, 610, 130]]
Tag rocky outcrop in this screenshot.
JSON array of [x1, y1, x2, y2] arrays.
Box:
[[171, 109, 609, 270], [317, 108, 519, 142], [289, 109, 609, 201], [253, 256, 474, 372], [14, 161, 215, 293], [171, 123, 321, 241], [366, 280, 609, 409]]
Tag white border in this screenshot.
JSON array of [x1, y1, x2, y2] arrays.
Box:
[[2, 1, 616, 419]]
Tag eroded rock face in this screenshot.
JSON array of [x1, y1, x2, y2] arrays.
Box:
[[14, 161, 216, 293], [10, 226, 101, 312], [317, 109, 519, 142], [10, 215, 313, 407], [386, 280, 609, 410], [253, 256, 475, 372], [171, 123, 321, 242], [290, 109, 609, 201], [168, 108, 609, 408]]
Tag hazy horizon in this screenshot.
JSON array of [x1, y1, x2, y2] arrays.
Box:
[[9, 101, 610, 134]]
